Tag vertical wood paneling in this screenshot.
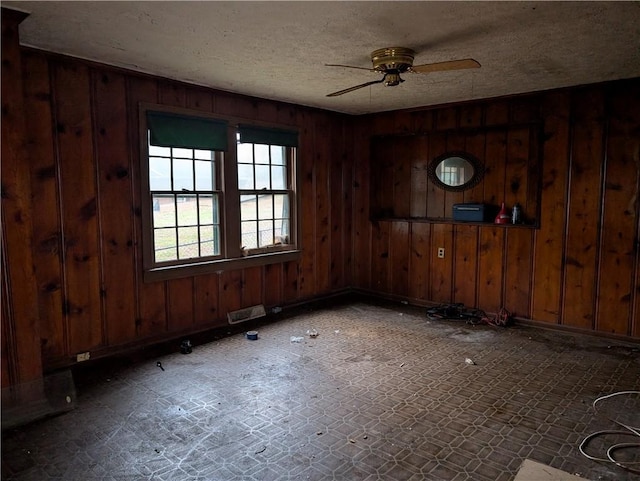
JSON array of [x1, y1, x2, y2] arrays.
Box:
[[353, 120, 372, 289], [477, 227, 505, 313], [315, 113, 331, 294], [505, 126, 530, 211], [126, 76, 167, 338], [426, 132, 447, 218], [453, 225, 478, 308], [562, 88, 605, 330], [92, 69, 137, 346], [23, 52, 66, 361], [463, 132, 486, 204], [504, 229, 533, 318], [430, 224, 453, 303], [299, 109, 316, 299], [390, 222, 410, 297], [409, 223, 431, 300], [2, 11, 43, 384], [264, 263, 283, 308], [444, 132, 466, 217], [531, 91, 570, 323], [54, 61, 103, 353], [167, 277, 194, 330], [410, 136, 429, 218], [282, 261, 299, 303], [219, 270, 242, 317], [242, 266, 263, 307], [483, 129, 507, 208], [371, 221, 390, 292], [595, 83, 640, 335], [393, 137, 412, 217], [341, 119, 354, 287], [194, 274, 219, 325], [330, 121, 343, 290]]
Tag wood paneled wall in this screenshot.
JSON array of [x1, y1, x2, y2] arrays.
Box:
[[10, 48, 352, 370], [352, 82, 640, 340], [3, 17, 640, 388]]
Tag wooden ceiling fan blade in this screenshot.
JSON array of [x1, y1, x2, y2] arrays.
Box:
[[326, 77, 386, 97], [325, 63, 376, 72], [410, 58, 481, 74]]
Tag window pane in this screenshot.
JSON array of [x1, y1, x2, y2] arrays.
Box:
[[271, 165, 286, 189], [195, 160, 213, 190], [178, 227, 198, 259], [241, 221, 258, 249], [237, 143, 253, 163], [279, 219, 290, 243], [155, 228, 177, 262], [149, 144, 170, 157], [238, 164, 254, 190], [199, 194, 213, 224], [173, 148, 193, 159], [212, 194, 219, 224], [240, 195, 258, 221], [149, 157, 171, 190], [275, 194, 289, 220], [259, 220, 274, 247], [173, 159, 193, 191], [153, 194, 175, 228], [270, 145, 285, 165], [254, 144, 270, 164], [194, 149, 213, 160], [177, 195, 197, 226], [255, 165, 270, 190], [257, 194, 274, 221], [199, 225, 215, 257], [213, 225, 220, 255]]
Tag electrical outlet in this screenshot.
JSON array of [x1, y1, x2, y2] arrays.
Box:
[[76, 352, 90, 362], [437, 247, 445, 259]]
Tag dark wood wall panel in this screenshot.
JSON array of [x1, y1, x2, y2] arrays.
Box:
[[353, 80, 640, 340], [22, 52, 66, 362], [595, 83, 640, 335], [530, 91, 570, 324], [92, 70, 137, 346], [5, 49, 353, 373], [562, 87, 605, 330], [53, 62, 103, 354]]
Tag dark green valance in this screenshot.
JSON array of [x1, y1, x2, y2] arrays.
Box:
[[238, 124, 298, 147], [147, 111, 228, 151]]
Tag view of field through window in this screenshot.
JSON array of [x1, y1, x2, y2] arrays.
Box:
[[148, 136, 291, 263]]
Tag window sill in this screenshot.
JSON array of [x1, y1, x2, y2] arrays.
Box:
[[144, 249, 301, 283]]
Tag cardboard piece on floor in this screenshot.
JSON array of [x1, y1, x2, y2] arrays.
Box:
[[514, 459, 586, 481]]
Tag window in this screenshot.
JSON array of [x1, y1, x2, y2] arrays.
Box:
[[237, 125, 297, 254], [140, 106, 299, 281]]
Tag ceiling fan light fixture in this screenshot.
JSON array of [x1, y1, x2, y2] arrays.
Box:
[[371, 47, 415, 72]]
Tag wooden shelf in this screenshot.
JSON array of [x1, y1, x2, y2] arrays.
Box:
[[371, 217, 539, 229]]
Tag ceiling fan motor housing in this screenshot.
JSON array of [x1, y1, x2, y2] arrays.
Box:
[[371, 47, 415, 72]]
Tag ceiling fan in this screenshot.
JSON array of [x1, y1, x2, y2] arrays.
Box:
[[326, 47, 480, 97]]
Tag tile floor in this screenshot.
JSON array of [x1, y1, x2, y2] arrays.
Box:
[[2, 301, 639, 480]]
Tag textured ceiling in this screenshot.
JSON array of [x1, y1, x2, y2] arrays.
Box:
[[5, 1, 640, 115]]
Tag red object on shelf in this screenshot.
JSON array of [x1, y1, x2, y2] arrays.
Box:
[[495, 202, 511, 224]]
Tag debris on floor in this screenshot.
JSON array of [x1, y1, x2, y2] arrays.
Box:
[[465, 358, 476, 365], [156, 361, 165, 371], [290, 336, 304, 343], [307, 329, 318, 338], [180, 339, 193, 354], [246, 331, 259, 340]]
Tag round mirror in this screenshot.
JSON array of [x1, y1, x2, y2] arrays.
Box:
[[428, 151, 484, 192]]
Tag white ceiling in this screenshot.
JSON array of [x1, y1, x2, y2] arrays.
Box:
[[5, 1, 640, 115]]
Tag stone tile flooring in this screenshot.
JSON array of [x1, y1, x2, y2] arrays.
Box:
[[2, 302, 639, 480]]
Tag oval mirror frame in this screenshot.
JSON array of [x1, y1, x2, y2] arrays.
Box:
[[427, 151, 484, 192]]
